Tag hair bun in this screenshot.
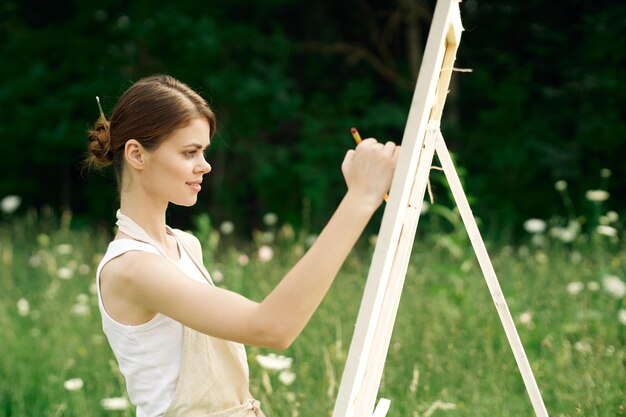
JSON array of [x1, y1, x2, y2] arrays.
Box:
[[86, 116, 113, 167]]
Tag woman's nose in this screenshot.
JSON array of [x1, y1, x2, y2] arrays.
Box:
[[197, 159, 211, 174]]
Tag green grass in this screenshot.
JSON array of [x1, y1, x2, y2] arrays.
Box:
[[0, 209, 624, 417]]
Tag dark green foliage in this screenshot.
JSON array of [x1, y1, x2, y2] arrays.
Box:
[[0, 0, 624, 235], [457, 0, 626, 229]]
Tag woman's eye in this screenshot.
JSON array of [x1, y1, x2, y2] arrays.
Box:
[[183, 149, 208, 159]]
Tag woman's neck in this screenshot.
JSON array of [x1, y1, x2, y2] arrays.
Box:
[[119, 189, 170, 245]]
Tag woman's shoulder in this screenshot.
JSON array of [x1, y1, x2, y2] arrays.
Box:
[[100, 242, 162, 278], [99, 236, 163, 284]]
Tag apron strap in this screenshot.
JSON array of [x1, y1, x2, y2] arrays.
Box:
[[115, 209, 214, 285], [115, 209, 162, 246], [171, 228, 214, 285]]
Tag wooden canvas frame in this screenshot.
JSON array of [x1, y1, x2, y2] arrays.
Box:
[[332, 1, 549, 416]]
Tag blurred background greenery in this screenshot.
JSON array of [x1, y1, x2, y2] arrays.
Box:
[[1, 2, 625, 416], [1, 0, 624, 235]]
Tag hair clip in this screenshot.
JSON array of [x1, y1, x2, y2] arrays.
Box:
[[96, 96, 105, 120]]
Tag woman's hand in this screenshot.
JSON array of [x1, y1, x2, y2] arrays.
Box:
[[341, 138, 400, 211]]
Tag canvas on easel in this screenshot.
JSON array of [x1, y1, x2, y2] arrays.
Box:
[[332, 1, 549, 416]]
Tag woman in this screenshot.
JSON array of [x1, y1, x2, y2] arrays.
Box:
[[87, 74, 399, 417]]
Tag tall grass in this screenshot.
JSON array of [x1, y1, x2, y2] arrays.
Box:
[[0, 208, 624, 417]]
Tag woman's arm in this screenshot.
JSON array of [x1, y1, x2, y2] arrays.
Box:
[[104, 138, 399, 349], [252, 189, 378, 349]]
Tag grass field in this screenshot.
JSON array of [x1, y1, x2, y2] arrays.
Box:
[[0, 208, 624, 417]]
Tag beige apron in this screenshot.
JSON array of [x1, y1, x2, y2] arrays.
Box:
[[115, 210, 266, 417]]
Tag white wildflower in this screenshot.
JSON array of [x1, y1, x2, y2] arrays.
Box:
[[606, 211, 619, 223], [28, 254, 42, 267], [71, 303, 90, 317], [305, 234, 318, 247], [63, 378, 84, 391], [619, 309, 626, 326], [278, 370, 296, 386], [17, 298, 30, 316], [550, 227, 569, 242], [369, 234, 378, 247], [78, 264, 90, 275], [238, 254, 249, 266], [602, 275, 625, 299], [600, 168, 612, 178], [596, 225, 618, 237], [57, 267, 74, 280], [554, 180, 567, 191], [574, 341, 592, 354], [212, 270, 224, 283], [263, 212, 278, 227], [219, 221, 234, 235], [566, 281, 584, 295], [89, 282, 98, 294], [550, 220, 579, 243], [255, 353, 292, 371], [258, 245, 274, 262], [0, 195, 21, 214], [420, 201, 429, 214], [587, 281, 599, 291], [55, 244, 73, 255], [76, 293, 89, 304], [101, 397, 129, 410], [523, 219, 547, 234], [585, 190, 609, 202], [518, 311, 533, 326]]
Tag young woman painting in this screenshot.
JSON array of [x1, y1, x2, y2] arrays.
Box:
[[87, 74, 399, 417]]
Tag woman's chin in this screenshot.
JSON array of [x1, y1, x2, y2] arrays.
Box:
[[171, 197, 198, 207]]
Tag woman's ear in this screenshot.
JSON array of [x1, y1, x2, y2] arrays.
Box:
[[124, 139, 146, 170]]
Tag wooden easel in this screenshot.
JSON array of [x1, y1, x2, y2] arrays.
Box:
[[332, 1, 549, 416]]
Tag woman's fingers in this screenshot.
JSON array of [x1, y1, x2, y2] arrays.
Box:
[[383, 141, 396, 158], [341, 149, 356, 176], [392, 144, 401, 162], [343, 149, 356, 163]]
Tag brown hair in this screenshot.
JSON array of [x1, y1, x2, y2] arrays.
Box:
[[85, 75, 216, 185]]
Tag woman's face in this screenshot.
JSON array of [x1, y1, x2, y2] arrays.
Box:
[[140, 117, 212, 207]]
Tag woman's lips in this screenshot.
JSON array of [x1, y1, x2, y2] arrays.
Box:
[[186, 181, 202, 192]]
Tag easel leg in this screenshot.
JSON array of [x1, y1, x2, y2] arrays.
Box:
[[354, 127, 439, 416], [434, 132, 550, 417], [333, 127, 440, 417]]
